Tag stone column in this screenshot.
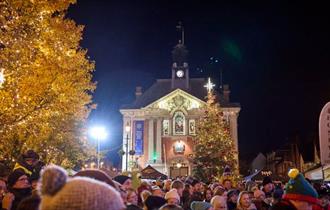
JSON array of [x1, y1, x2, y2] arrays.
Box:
[[229, 111, 239, 170], [156, 118, 162, 163], [148, 119, 154, 163]]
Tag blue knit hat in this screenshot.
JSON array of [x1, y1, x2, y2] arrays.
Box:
[[283, 168, 318, 204], [190, 201, 212, 210]]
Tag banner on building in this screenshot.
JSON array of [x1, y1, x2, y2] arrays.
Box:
[[319, 102, 330, 165], [134, 121, 144, 155]]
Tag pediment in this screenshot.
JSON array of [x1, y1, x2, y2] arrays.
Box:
[[145, 89, 206, 111]]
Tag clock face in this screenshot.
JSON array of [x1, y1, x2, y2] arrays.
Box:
[[176, 70, 184, 78]]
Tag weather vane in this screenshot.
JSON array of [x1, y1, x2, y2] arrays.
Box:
[[176, 21, 185, 45], [204, 77, 215, 93]]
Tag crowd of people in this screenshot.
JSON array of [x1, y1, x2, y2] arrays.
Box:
[[0, 150, 330, 210]]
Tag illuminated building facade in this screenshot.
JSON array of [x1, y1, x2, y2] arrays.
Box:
[[120, 43, 240, 177]]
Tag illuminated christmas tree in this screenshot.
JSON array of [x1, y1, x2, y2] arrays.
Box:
[[193, 88, 237, 183], [0, 0, 95, 168]]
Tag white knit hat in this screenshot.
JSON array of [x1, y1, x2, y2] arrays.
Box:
[[165, 189, 180, 202], [39, 165, 125, 210]]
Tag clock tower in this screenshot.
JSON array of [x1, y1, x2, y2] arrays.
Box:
[[171, 41, 190, 89]]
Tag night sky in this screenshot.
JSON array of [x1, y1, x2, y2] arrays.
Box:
[[69, 1, 330, 166]]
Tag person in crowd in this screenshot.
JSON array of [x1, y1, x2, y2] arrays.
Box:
[[164, 180, 172, 193], [236, 182, 245, 192], [74, 169, 118, 190], [138, 181, 151, 206], [253, 190, 270, 210], [319, 193, 330, 210], [13, 150, 40, 179], [151, 185, 165, 198], [271, 168, 319, 210], [247, 191, 254, 201], [0, 162, 10, 181], [219, 166, 235, 191], [236, 191, 257, 210], [190, 179, 203, 202], [213, 186, 226, 197], [171, 180, 184, 197], [140, 190, 152, 210], [190, 201, 214, 210], [38, 165, 125, 210], [127, 188, 142, 210], [113, 175, 132, 191], [165, 189, 180, 205], [271, 187, 283, 206], [204, 188, 213, 203], [227, 189, 239, 210], [261, 177, 274, 198], [2, 170, 32, 210], [145, 195, 166, 210], [245, 181, 258, 193], [159, 204, 184, 210], [1, 178, 8, 209], [16, 194, 40, 210], [211, 195, 228, 210], [182, 183, 193, 210]]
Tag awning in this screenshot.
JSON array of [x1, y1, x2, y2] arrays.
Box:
[[140, 165, 167, 180], [304, 164, 330, 181]]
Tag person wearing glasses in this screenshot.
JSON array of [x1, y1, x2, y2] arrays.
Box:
[[2, 170, 31, 210]]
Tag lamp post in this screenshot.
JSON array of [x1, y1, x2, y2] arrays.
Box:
[[125, 123, 131, 171], [90, 126, 107, 169]]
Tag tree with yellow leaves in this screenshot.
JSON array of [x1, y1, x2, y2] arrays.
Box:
[[193, 91, 237, 183], [0, 0, 96, 168]]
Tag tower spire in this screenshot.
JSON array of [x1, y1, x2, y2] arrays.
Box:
[[176, 21, 185, 45]]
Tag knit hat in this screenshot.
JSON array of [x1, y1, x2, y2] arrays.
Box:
[[8, 169, 27, 187], [74, 169, 117, 190], [39, 165, 125, 210], [282, 168, 318, 204], [165, 189, 180, 202], [262, 176, 272, 186], [113, 175, 131, 185], [145, 195, 166, 210], [190, 201, 212, 210]]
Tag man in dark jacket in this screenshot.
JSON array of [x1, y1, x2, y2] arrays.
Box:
[[13, 150, 40, 179]]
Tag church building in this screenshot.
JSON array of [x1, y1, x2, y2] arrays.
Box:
[[120, 41, 240, 177]]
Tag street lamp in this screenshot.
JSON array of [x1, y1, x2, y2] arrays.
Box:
[[90, 126, 107, 169], [125, 122, 131, 171]]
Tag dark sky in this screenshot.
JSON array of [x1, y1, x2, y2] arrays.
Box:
[[69, 1, 330, 166]]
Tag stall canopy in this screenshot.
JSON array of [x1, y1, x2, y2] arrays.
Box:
[[140, 165, 167, 180], [244, 169, 287, 183]]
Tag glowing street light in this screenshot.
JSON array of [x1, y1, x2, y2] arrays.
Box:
[[89, 126, 107, 169], [125, 122, 131, 171]]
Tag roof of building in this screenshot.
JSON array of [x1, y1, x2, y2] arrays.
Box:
[[121, 78, 240, 109]]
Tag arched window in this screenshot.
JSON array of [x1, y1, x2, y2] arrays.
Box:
[[173, 111, 185, 135]]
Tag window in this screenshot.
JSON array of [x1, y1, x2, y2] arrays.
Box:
[[162, 120, 170, 135], [173, 111, 185, 135], [188, 119, 196, 135]]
